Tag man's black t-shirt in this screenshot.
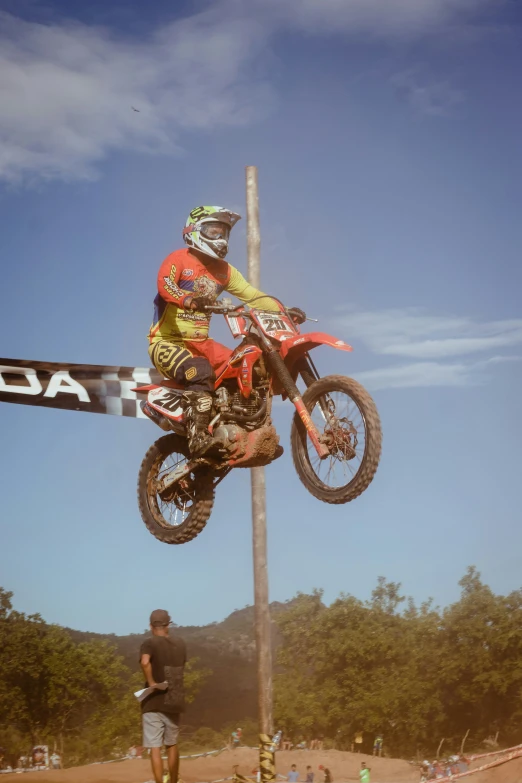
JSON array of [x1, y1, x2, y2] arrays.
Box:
[[139, 634, 187, 715]]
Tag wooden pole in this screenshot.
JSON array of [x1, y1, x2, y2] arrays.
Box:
[[245, 166, 274, 782], [460, 729, 470, 756]]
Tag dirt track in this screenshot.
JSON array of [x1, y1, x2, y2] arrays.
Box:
[[5, 748, 522, 783], [1, 748, 419, 783]]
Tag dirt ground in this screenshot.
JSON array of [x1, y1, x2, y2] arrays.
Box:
[[5, 748, 522, 783], [1, 748, 420, 783]]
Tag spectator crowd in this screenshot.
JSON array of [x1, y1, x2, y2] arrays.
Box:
[[419, 755, 469, 780], [286, 762, 371, 783]]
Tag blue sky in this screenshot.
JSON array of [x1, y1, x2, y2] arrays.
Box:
[[1, 0, 521, 634]]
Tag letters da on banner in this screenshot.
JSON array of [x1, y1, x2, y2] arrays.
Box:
[[0, 358, 159, 418], [0, 365, 90, 401]]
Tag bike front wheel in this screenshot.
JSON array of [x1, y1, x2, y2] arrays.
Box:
[[291, 374, 382, 504]]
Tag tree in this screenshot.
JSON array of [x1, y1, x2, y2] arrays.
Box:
[[274, 572, 522, 756], [1, 607, 129, 752], [0, 587, 213, 764], [439, 567, 522, 743], [185, 658, 212, 704]]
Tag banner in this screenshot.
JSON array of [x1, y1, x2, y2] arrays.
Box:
[[0, 357, 162, 419], [469, 742, 522, 761], [433, 746, 522, 781]]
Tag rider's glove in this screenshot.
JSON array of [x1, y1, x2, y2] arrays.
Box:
[[287, 307, 307, 325], [188, 296, 215, 311]]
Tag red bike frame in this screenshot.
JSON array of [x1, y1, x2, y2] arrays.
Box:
[[135, 304, 352, 460]]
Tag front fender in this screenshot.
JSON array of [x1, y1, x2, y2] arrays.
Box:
[[279, 331, 352, 364]]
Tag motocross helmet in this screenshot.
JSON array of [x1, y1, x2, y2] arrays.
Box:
[[183, 205, 241, 260]]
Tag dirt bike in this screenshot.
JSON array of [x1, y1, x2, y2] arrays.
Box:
[[133, 300, 382, 544]]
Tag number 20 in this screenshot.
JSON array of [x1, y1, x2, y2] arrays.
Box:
[[263, 318, 286, 331]]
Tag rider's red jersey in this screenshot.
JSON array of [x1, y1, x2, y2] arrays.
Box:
[[148, 248, 280, 344]]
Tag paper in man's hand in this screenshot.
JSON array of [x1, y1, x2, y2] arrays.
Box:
[[134, 682, 168, 702]]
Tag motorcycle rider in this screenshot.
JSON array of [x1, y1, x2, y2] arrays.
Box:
[[147, 205, 305, 456]]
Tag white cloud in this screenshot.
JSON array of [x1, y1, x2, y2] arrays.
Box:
[[336, 308, 522, 359], [354, 356, 520, 391], [242, 0, 498, 38], [334, 307, 522, 389], [0, 10, 272, 182], [0, 0, 500, 183]]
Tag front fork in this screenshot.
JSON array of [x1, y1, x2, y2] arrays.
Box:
[[266, 351, 330, 460]]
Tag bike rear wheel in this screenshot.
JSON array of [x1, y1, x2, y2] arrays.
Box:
[[137, 434, 215, 544], [291, 374, 382, 504]]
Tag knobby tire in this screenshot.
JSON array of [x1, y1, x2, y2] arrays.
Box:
[[137, 434, 214, 544], [291, 374, 382, 504]]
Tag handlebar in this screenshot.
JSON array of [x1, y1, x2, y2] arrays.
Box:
[[203, 302, 317, 322], [202, 304, 247, 315]]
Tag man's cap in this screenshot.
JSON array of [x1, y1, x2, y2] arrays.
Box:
[[150, 609, 171, 627]]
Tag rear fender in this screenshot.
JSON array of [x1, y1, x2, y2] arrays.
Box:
[[131, 380, 184, 394], [131, 383, 185, 422], [146, 387, 185, 422]]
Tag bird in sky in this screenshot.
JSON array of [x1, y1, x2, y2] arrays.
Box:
[[131, 106, 140, 112]]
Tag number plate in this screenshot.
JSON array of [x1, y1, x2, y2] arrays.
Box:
[[256, 311, 296, 338]]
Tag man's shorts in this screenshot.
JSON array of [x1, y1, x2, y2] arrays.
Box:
[[149, 338, 233, 392], [142, 712, 180, 748]]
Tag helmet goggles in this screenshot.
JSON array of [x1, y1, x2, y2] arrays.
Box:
[[183, 205, 241, 260], [200, 221, 230, 241]]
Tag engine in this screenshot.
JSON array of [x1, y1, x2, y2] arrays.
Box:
[[215, 386, 267, 428], [229, 390, 264, 416], [212, 386, 277, 466]]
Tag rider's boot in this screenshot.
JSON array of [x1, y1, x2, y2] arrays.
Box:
[[183, 391, 214, 457]]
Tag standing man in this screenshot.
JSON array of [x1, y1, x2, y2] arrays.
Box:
[[372, 733, 383, 757], [140, 609, 187, 783], [359, 762, 370, 783]]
